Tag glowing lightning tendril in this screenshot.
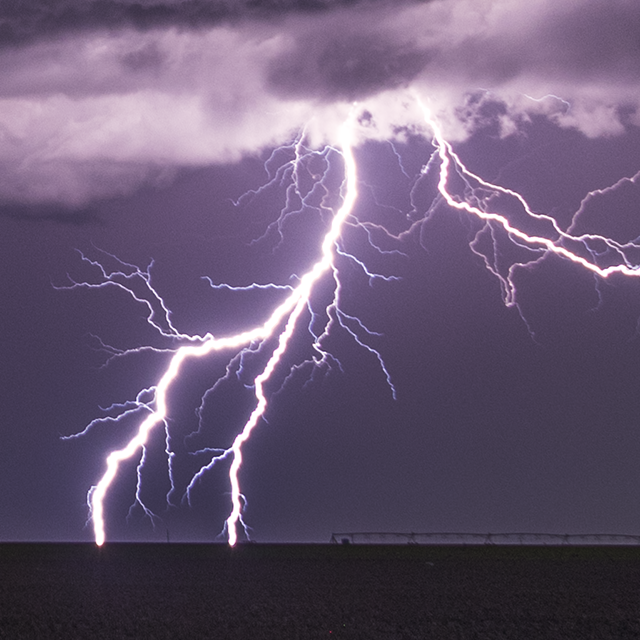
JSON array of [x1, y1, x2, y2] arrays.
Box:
[[87, 114, 358, 547], [70, 94, 640, 547]]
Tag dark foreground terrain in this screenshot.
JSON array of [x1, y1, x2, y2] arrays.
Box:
[[1, 543, 639, 639]]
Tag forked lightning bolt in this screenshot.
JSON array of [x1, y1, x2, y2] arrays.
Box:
[[65, 95, 640, 546], [70, 113, 360, 547], [418, 99, 640, 292]]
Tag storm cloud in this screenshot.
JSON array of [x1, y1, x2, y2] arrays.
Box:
[[1, 0, 639, 207], [0, 0, 393, 46], [268, 32, 432, 101]]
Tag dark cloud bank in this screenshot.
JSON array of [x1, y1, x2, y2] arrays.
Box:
[[1, 0, 640, 207], [0, 0, 409, 45]]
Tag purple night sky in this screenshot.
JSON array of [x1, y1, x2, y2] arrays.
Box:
[[2, 0, 640, 543]]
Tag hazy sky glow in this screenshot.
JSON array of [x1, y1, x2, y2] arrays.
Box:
[[2, 0, 640, 543]]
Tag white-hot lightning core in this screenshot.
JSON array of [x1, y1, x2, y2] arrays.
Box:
[[86, 114, 358, 547], [66, 95, 640, 547]]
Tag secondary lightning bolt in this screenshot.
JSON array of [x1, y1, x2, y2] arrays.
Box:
[[416, 98, 640, 305]]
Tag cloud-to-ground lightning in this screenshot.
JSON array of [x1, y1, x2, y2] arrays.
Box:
[[65, 92, 640, 547], [66, 112, 365, 546]]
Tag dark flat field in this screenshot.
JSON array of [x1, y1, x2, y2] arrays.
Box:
[[1, 543, 640, 639]]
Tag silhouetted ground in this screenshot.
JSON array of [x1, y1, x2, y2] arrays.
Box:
[[1, 543, 639, 638]]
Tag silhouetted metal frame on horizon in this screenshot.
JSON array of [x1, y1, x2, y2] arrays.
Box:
[[329, 532, 640, 545]]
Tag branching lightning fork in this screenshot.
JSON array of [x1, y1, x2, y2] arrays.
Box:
[[65, 97, 640, 546], [68, 112, 375, 546]]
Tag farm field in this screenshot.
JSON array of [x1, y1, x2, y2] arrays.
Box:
[[1, 543, 639, 638]]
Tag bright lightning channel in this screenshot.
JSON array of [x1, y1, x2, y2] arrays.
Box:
[[85, 113, 359, 547], [71, 96, 640, 547], [416, 99, 640, 291]]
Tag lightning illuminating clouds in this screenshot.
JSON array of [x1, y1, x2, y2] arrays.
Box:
[[1, 0, 639, 207], [3, 0, 640, 544]]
